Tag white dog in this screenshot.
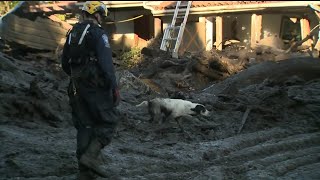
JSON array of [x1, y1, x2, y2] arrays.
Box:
[[136, 98, 210, 127]]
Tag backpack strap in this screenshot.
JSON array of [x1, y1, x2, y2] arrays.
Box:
[[67, 23, 91, 46], [78, 24, 91, 45]]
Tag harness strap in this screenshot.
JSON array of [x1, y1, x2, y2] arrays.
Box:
[[70, 67, 77, 95], [68, 33, 72, 45], [78, 24, 91, 45], [68, 23, 91, 95]]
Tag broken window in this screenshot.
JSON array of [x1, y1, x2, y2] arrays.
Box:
[[280, 16, 302, 42]]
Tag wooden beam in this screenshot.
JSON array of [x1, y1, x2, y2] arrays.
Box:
[[300, 18, 312, 47], [150, 1, 320, 16], [216, 16, 223, 51], [206, 17, 214, 51], [250, 14, 262, 48]]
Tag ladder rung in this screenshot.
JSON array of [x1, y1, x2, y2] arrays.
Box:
[[160, 1, 191, 58], [165, 38, 177, 41], [179, 4, 189, 7], [167, 26, 181, 30]]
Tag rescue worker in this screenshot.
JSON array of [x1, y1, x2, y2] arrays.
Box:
[[60, 1, 120, 179]]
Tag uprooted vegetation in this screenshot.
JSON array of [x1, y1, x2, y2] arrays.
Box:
[[1, 31, 320, 179], [117, 47, 143, 68]]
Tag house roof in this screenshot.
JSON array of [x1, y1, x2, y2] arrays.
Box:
[[143, 1, 320, 16], [17, 1, 145, 14], [152, 1, 277, 11], [10, 1, 320, 16], [77, 1, 144, 8]]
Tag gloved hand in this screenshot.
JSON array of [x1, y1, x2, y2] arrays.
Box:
[[112, 88, 120, 106]]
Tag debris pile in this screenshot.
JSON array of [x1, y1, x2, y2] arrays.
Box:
[[0, 2, 71, 52], [1, 9, 320, 178]]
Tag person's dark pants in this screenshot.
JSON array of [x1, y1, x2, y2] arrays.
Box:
[[69, 84, 119, 175]]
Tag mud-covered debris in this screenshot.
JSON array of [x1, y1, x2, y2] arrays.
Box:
[[0, 2, 71, 51], [256, 34, 285, 50], [1, 31, 320, 179]]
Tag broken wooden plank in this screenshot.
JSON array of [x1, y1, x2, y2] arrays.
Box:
[[3, 29, 59, 49], [3, 13, 69, 34], [4, 18, 67, 40], [0, 13, 70, 51]]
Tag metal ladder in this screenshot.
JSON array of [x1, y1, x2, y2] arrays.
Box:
[[160, 1, 192, 58]]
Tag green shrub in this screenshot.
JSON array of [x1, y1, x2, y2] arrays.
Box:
[[119, 47, 142, 68]]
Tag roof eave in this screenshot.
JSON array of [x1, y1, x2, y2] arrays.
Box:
[[76, 1, 144, 8], [149, 1, 320, 16]]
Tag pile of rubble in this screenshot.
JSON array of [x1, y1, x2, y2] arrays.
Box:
[[129, 33, 319, 97]]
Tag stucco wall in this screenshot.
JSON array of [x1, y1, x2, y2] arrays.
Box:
[[107, 9, 151, 50], [261, 14, 282, 38], [162, 14, 253, 50], [108, 9, 320, 52], [233, 14, 252, 44], [161, 15, 206, 53]]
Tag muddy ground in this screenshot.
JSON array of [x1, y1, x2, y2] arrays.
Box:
[[1, 41, 320, 180]]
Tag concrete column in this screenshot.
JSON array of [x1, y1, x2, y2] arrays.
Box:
[[312, 5, 320, 50], [300, 18, 312, 47], [134, 34, 139, 47], [206, 17, 214, 51], [216, 16, 223, 51], [154, 17, 162, 38], [250, 14, 262, 48], [199, 17, 206, 23]]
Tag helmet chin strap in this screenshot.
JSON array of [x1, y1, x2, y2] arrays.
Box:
[[94, 13, 104, 26], [94, 16, 101, 25], [81, 11, 102, 26]]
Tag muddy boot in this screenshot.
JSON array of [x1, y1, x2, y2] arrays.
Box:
[[77, 170, 97, 180], [79, 139, 109, 178], [77, 163, 98, 180]]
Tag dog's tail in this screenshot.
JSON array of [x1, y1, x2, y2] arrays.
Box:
[[136, 101, 149, 107]]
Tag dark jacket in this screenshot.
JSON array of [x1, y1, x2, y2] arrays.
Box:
[[61, 20, 118, 109]]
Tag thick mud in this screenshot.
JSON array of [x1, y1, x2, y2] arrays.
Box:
[[1, 50, 320, 179]]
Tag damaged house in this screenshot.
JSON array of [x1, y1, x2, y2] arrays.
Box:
[[0, 1, 319, 55], [108, 1, 320, 53], [0, 1, 78, 51]]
